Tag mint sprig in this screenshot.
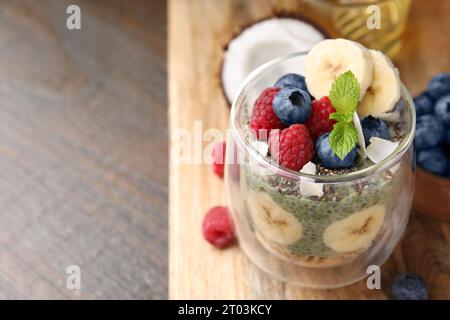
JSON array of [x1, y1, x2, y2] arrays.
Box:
[[328, 71, 360, 159], [329, 122, 358, 160], [329, 71, 360, 114], [329, 112, 353, 123]]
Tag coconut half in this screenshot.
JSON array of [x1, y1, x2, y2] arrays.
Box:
[[221, 18, 325, 106]]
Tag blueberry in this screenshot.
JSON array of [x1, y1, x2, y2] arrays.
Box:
[[391, 273, 428, 300], [361, 116, 390, 146], [415, 114, 444, 150], [315, 133, 357, 169], [413, 92, 434, 116], [427, 72, 450, 99], [417, 147, 448, 175], [274, 73, 306, 90], [273, 86, 311, 126], [274, 73, 313, 99], [431, 72, 450, 84], [434, 94, 450, 126], [447, 129, 450, 145]]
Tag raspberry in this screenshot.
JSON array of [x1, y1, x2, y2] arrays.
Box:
[[250, 87, 284, 139], [268, 124, 315, 171], [211, 142, 226, 178], [202, 206, 235, 249], [305, 96, 336, 139]]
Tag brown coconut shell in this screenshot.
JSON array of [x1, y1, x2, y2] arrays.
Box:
[[414, 167, 450, 221]]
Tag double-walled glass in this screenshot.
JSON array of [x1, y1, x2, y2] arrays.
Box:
[[225, 52, 415, 288]]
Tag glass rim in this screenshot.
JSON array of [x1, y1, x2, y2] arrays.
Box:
[[230, 51, 416, 183]]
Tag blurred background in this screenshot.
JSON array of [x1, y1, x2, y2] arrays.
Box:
[[0, 0, 167, 299]]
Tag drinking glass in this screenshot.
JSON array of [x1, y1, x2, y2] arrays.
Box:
[[225, 52, 415, 288]]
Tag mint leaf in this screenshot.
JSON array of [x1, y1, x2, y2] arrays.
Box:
[[329, 71, 360, 114], [329, 122, 358, 160], [327, 71, 361, 160], [329, 112, 353, 123]]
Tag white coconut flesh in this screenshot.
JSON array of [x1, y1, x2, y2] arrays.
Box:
[[366, 137, 399, 164], [252, 140, 269, 156], [299, 162, 324, 198], [221, 18, 325, 105]]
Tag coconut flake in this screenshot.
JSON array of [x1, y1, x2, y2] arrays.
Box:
[[353, 112, 367, 158], [300, 161, 316, 176], [252, 140, 269, 156], [366, 137, 399, 164], [299, 162, 324, 198], [221, 18, 325, 104]]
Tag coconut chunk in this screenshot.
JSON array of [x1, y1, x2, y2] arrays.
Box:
[[366, 137, 399, 164], [300, 162, 324, 198], [300, 161, 316, 176], [252, 140, 269, 156]]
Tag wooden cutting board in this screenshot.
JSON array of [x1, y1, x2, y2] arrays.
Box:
[[168, 0, 450, 299]]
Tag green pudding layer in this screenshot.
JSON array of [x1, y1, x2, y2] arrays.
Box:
[[244, 164, 402, 258]]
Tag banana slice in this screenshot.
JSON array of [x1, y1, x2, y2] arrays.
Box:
[[357, 50, 401, 117], [323, 204, 386, 253], [305, 39, 373, 100], [248, 191, 302, 245]]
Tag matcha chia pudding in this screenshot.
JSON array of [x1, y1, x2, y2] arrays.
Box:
[[225, 39, 416, 288]]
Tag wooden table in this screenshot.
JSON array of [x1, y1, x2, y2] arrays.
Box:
[[0, 0, 167, 299], [169, 0, 450, 299]]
